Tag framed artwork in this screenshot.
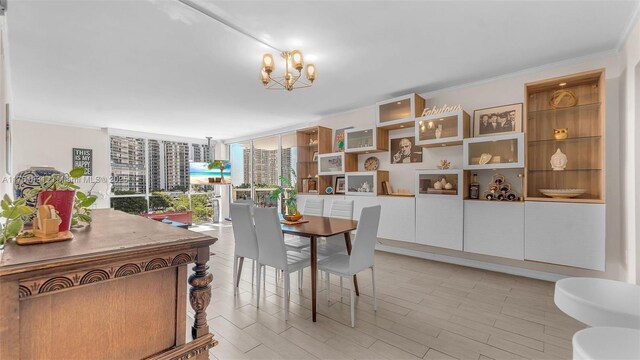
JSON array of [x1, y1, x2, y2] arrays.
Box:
[[335, 176, 345, 194], [333, 126, 353, 152], [390, 136, 422, 164], [473, 103, 523, 137]]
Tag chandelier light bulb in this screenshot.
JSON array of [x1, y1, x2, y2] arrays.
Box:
[[291, 49, 304, 71], [305, 64, 316, 82], [262, 53, 274, 73]]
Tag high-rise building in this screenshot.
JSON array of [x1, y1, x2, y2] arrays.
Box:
[[164, 141, 189, 191], [252, 148, 278, 185], [110, 136, 146, 193], [191, 144, 212, 163], [148, 139, 162, 191]]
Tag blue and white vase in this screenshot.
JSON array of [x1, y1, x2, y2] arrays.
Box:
[[14, 166, 63, 209]]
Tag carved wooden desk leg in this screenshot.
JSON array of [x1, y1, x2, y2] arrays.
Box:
[[189, 247, 213, 340]]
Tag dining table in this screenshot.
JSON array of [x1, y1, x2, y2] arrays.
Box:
[[281, 214, 359, 322]]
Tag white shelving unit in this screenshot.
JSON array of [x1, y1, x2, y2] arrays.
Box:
[[376, 93, 426, 130], [317, 152, 346, 175], [415, 110, 469, 148], [463, 133, 525, 170]]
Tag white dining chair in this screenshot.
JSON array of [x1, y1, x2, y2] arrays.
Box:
[[254, 207, 311, 320], [318, 205, 381, 327], [284, 198, 325, 252], [230, 203, 260, 294]]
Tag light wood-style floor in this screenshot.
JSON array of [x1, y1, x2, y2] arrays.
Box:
[[193, 223, 585, 360]]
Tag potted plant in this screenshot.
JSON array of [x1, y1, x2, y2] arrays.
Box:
[[207, 160, 229, 183], [26, 167, 98, 231], [269, 169, 299, 221]]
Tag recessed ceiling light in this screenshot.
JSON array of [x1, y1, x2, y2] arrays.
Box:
[[400, 125, 405, 128], [559, 82, 567, 86], [397, 102, 402, 105]]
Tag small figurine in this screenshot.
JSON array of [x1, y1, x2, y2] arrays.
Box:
[[437, 159, 451, 170], [554, 128, 569, 140], [550, 148, 568, 170], [435, 124, 443, 139]]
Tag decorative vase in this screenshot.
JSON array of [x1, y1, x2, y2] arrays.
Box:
[[435, 124, 442, 139], [550, 148, 568, 171], [14, 166, 63, 207], [37, 190, 75, 231]]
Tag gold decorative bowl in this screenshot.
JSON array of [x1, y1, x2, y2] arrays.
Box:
[[284, 212, 302, 222]]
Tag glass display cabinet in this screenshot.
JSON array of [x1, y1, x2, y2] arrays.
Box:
[[344, 128, 388, 153], [463, 133, 525, 170], [415, 110, 470, 147], [345, 171, 389, 196], [317, 152, 345, 175], [296, 126, 332, 194], [525, 69, 604, 202], [376, 93, 426, 130], [415, 169, 463, 199]]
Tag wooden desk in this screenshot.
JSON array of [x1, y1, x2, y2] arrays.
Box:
[[281, 215, 358, 322], [0, 209, 218, 359]]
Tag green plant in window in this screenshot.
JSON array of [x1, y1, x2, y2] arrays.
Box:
[[269, 169, 297, 215]]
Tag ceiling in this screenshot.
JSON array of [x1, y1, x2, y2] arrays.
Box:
[[6, 0, 639, 140]]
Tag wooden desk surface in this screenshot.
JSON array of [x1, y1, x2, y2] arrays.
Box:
[[280, 215, 358, 237], [0, 208, 216, 277]]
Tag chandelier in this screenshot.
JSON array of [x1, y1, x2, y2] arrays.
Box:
[[260, 50, 316, 91]]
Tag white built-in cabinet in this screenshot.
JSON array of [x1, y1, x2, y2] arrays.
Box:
[[525, 202, 605, 271], [347, 195, 415, 242], [463, 200, 525, 260], [416, 197, 463, 250]]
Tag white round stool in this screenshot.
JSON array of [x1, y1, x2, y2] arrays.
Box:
[[555, 277, 640, 329], [573, 327, 640, 360]]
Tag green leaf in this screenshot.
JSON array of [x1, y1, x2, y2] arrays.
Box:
[[68, 183, 80, 190], [78, 214, 92, 223], [17, 205, 34, 216], [6, 218, 24, 237], [69, 167, 85, 178], [80, 197, 97, 207], [1, 199, 9, 211], [76, 191, 87, 199]]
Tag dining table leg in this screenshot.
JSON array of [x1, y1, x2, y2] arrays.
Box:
[[344, 232, 359, 296], [310, 235, 317, 322]]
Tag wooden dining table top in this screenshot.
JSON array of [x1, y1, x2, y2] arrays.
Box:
[[280, 215, 358, 237]]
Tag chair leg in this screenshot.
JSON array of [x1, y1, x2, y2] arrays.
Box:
[[284, 271, 290, 321], [350, 276, 355, 327], [236, 257, 244, 288], [298, 268, 303, 290], [326, 272, 330, 303], [233, 255, 238, 293], [340, 276, 343, 301], [256, 263, 262, 308], [371, 266, 377, 312], [251, 259, 256, 285]]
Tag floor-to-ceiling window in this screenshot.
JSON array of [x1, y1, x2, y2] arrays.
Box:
[[109, 135, 214, 224], [228, 131, 298, 210]]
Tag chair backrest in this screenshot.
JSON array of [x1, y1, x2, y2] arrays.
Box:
[[349, 205, 381, 273], [230, 203, 258, 259], [253, 207, 288, 269], [303, 198, 324, 216], [234, 199, 255, 215], [330, 199, 354, 219]]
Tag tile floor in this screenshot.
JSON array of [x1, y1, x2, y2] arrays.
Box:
[[189, 223, 584, 360]]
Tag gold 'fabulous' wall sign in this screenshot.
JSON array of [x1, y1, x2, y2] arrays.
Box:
[[421, 104, 462, 117]]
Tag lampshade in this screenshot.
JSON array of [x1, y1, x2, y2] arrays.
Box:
[[291, 49, 304, 71], [305, 64, 316, 82], [262, 53, 274, 73]]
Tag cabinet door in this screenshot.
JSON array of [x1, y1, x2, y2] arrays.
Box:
[[463, 201, 524, 260], [525, 202, 605, 271], [347, 196, 415, 242], [416, 197, 463, 250]]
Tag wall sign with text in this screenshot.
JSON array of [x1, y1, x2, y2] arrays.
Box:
[[72, 148, 92, 176]]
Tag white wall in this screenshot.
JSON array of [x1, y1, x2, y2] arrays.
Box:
[[0, 18, 11, 198], [315, 53, 630, 281], [618, 14, 640, 284], [11, 120, 110, 208]]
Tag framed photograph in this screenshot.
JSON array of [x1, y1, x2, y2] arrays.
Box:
[[473, 103, 523, 137], [335, 176, 345, 194], [390, 136, 422, 164], [312, 151, 319, 161], [334, 126, 353, 152]]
